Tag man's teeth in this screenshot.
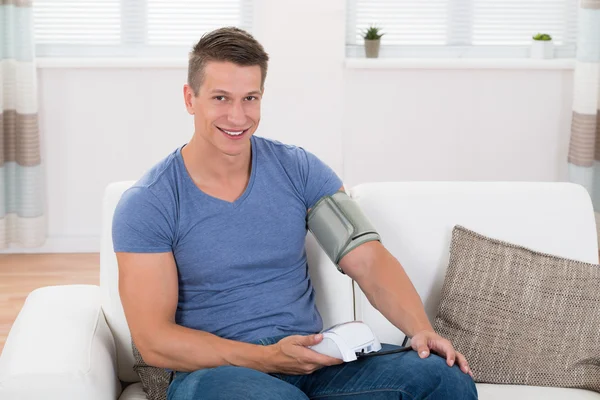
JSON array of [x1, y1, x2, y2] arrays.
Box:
[[222, 129, 244, 136]]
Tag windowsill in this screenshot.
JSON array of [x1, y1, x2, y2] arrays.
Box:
[[35, 57, 577, 70], [345, 58, 576, 70]]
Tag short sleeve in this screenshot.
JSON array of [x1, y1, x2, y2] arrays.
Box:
[[112, 187, 174, 253], [298, 148, 343, 210]]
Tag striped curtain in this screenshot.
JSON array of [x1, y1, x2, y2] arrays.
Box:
[[568, 0, 600, 243], [0, 0, 45, 247]]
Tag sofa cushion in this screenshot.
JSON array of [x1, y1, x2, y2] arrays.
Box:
[[119, 382, 148, 400], [434, 225, 600, 393], [475, 383, 600, 400]]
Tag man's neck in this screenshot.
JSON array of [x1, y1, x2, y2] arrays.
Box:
[[181, 133, 251, 186]]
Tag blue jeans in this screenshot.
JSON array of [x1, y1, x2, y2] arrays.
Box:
[[167, 334, 478, 400]]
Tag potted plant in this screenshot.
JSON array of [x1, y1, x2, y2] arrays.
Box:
[[363, 26, 384, 58], [531, 33, 553, 59]]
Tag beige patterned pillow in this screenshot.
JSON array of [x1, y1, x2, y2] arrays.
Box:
[[433, 225, 600, 393]]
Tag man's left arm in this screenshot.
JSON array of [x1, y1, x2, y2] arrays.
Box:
[[334, 187, 472, 376]]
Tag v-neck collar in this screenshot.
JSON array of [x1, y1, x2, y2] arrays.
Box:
[[177, 135, 257, 209]]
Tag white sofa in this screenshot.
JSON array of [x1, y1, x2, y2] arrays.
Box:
[[1, 181, 599, 400]]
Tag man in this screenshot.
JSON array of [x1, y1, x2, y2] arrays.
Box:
[[113, 27, 477, 399]]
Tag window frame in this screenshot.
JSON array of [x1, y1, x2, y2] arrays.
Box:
[[34, 0, 254, 58], [345, 0, 579, 59]]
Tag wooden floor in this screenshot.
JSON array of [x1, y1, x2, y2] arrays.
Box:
[[0, 253, 100, 354]]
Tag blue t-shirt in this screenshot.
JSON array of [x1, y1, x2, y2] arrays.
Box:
[[112, 135, 343, 343]]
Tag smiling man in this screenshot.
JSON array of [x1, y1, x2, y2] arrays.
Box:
[[113, 27, 477, 400]]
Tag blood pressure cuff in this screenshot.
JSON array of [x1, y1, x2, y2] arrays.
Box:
[[307, 191, 381, 274]]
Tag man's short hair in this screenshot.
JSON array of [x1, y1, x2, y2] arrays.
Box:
[[188, 26, 270, 96]]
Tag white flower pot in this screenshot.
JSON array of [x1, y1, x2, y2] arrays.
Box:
[[530, 40, 554, 59], [364, 39, 381, 58]]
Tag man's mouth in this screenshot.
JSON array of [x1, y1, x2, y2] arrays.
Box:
[[217, 127, 249, 137]]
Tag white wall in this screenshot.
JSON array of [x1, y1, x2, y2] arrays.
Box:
[[343, 68, 574, 186], [35, 68, 193, 252], [7, 0, 575, 253]]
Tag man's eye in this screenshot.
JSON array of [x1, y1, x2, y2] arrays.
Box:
[[245, 96, 257, 101], [214, 96, 226, 101]]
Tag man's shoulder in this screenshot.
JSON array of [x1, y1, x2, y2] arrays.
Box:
[[119, 147, 182, 209], [112, 148, 181, 252], [136, 147, 181, 187], [254, 135, 307, 163]]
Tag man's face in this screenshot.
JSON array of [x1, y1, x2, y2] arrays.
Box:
[[184, 61, 263, 157]]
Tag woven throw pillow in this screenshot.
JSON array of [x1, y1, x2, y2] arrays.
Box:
[[132, 340, 172, 400], [433, 225, 600, 393]]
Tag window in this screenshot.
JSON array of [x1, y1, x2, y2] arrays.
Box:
[[33, 0, 254, 57], [346, 0, 579, 58]]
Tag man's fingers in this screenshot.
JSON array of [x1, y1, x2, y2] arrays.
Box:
[[442, 342, 455, 367], [295, 334, 323, 346], [412, 340, 430, 358], [412, 332, 474, 378], [313, 351, 344, 365], [295, 337, 343, 365], [430, 338, 455, 366], [323, 355, 344, 365], [456, 351, 471, 375], [303, 347, 343, 365], [447, 353, 455, 367]]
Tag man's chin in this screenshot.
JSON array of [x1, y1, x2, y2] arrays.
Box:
[[217, 133, 253, 156]]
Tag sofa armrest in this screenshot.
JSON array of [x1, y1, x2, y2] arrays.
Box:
[[0, 285, 121, 400]]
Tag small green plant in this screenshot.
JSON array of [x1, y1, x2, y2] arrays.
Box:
[[363, 26, 384, 40], [532, 33, 552, 41]]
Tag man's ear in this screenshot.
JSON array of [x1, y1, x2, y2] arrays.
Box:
[[183, 84, 195, 115]]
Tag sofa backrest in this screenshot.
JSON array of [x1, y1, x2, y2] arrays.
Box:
[[100, 181, 137, 382], [349, 182, 598, 346], [99, 181, 354, 382]]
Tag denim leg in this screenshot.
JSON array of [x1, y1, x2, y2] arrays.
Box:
[[279, 344, 478, 400], [167, 365, 309, 400]]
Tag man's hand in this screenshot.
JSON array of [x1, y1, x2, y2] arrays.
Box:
[[411, 330, 473, 377], [265, 334, 343, 375]]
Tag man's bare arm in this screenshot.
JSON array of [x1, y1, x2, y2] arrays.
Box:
[[338, 241, 434, 337], [117, 252, 270, 372], [315, 185, 470, 374], [117, 252, 341, 373]]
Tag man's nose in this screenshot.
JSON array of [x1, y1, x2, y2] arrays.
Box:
[[227, 101, 247, 126]]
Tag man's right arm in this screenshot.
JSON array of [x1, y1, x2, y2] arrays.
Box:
[[117, 251, 271, 372], [117, 251, 342, 373]]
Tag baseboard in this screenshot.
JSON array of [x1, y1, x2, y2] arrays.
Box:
[[0, 236, 100, 254]]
